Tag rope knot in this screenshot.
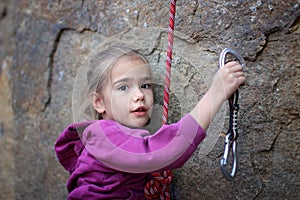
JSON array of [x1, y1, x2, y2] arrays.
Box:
[[144, 170, 173, 200], [151, 170, 173, 184]]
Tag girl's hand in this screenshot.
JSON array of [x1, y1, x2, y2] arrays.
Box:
[[210, 61, 245, 102], [190, 61, 245, 130]]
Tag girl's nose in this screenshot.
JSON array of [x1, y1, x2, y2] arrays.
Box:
[[133, 88, 145, 102]]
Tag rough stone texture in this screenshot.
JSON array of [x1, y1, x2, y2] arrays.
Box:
[[0, 0, 299, 199]]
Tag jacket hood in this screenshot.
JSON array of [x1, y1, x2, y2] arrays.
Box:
[[54, 120, 96, 173]]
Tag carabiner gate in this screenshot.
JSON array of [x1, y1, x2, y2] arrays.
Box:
[[219, 48, 245, 181], [220, 134, 237, 181]]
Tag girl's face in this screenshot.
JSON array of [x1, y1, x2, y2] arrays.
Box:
[[96, 55, 154, 128]]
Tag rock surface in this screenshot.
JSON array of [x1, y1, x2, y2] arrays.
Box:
[[0, 0, 299, 199]]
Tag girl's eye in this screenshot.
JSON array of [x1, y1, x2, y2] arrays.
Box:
[[117, 85, 129, 91], [141, 83, 152, 89]]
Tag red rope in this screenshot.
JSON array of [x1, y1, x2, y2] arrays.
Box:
[[144, 0, 176, 199], [144, 170, 174, 200], [163, 0, 176, 125]]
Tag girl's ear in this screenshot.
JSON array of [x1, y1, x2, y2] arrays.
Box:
[[91, 92, 106, 114]]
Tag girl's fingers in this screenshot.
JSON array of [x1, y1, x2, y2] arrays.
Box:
[[224, 61, 244, 72], [222, 62, 245, 88], [233, 71, 245, 78], [237, 76, 246, 86], [224, 61, 239, 67], [224, 62, 245, 80]]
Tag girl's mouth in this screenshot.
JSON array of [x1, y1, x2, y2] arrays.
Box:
[[132, 106, 147, 116]]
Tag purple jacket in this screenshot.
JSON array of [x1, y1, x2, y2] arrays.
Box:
[[55, 114, 206, 199]]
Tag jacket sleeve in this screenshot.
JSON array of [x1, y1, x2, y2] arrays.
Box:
[[82, 114, 206, 173]]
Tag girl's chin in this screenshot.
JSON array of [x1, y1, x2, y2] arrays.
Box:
[[123, 118, 151, 129]]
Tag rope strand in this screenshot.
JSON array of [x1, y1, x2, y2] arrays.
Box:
[[144, 1, 176, 199], [163, 0, 176, 125]]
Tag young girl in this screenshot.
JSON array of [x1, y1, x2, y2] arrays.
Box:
[[55, 46, 245, 199]]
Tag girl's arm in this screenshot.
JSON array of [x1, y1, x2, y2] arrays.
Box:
[[190, 61, 245, 130], [82, 114, 206, 173]]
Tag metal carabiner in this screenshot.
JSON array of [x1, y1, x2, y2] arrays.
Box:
[[220, 135, 237, 180], [219, 48, 246, 69], [219, 48, 245, 181]]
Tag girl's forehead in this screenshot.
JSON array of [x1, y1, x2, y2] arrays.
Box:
[[111, 55, 151, 77]]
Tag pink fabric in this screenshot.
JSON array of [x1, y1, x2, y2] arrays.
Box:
[[54, 114, 206, 199]]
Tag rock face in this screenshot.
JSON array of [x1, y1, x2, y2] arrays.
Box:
[[0, 0, 299, 199]]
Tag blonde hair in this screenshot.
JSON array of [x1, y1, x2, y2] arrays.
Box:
[[83, 46, 150, 120]]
